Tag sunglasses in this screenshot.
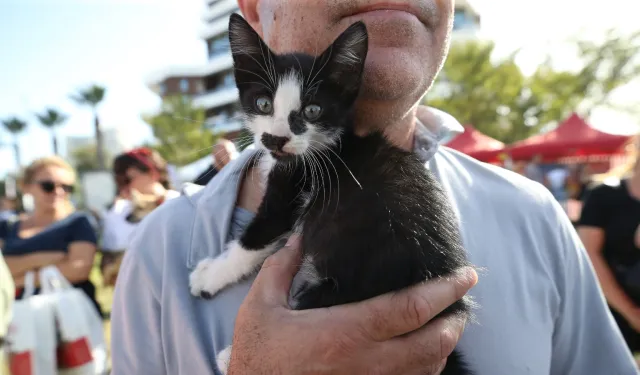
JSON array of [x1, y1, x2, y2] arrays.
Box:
[[36, 180, 75, 194]]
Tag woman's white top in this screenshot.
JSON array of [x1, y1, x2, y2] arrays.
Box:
[[101, 190, 180, 252]]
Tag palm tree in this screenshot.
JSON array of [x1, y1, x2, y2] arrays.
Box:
[[70, 84, 106, 170], [1, 117, 28, 168], [35, 108, 68, 155]]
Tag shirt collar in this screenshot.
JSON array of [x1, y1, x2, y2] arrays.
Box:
[[413, 105, 464, 164]]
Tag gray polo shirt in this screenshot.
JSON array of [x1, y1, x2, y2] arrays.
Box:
[[110, 107, 638, 375]]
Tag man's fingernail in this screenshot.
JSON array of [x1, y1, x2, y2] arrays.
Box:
[[285, 234, 299, 247], [457, 267, 478, 287]]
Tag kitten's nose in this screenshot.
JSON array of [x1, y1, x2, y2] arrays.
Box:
[[261, 133, 290, 151]]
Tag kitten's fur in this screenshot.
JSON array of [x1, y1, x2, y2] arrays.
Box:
[[189, 14, 474, 375]]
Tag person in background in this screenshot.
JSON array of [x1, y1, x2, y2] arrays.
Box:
[[578, 138, 640, 357], [523, 154, 546, 185], [546, 166, 569, 211], [0, 156, 101, 314], [100, 148, 180, 285], [102, 148, 179, 253], [0, 197, 18, 221], [0, 252, 14, 374], [193, 138, 238, 186]]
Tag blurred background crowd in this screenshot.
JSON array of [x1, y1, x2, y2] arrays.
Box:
[[1, 0, 640, 370]]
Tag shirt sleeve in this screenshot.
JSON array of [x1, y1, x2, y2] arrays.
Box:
[[578, 184, 610, 229], [70, 213, 98, 244], [110, 210, 166, 375], [548, 195, 638, 374]]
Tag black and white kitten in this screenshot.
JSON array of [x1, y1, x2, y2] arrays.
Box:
[[189, 14, 474, 375]]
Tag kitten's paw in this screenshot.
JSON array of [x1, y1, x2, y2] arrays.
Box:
[[189, 257, 227, 298], [216, 345, 232, 375]]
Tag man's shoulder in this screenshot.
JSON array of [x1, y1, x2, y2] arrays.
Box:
[[437, 146, 555, 214]]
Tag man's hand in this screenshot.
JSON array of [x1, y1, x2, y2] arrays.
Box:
[[227, 236, 478, 375]]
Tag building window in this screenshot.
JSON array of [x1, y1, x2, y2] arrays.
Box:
[[196, 80, 205, 94], [223, 73, 235, 88], [453, 9, 475, 31], [179, 79, 189, 93], [208, 33, 231, 58], [159, 83, 167, 96]]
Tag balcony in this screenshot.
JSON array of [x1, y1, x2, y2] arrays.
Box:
[[193, 86, 239, 110], [201, 10, 239, 40], [203, 0, 238, 22], [146, 53, 234, 92]]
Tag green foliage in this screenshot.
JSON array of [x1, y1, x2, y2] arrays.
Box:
[[35, 108, 68, 129], [35, 108, 68, 154], [69, 144, 112, 174], [2, 117, 27, 135], [143, 95, 219, 166], [425, 31, 640, 143], [70, 84, 106, 108]]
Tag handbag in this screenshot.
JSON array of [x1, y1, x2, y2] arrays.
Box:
[[38, 266, 109, 375], [7, 271, 58, 375]]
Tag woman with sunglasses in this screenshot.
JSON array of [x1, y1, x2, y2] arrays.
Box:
[[0, 156, 101, 314], [100, 148, 179, 285]]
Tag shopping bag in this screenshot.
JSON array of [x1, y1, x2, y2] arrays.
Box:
[[39, 266, 108, 375], [7, 271, 58, 375]]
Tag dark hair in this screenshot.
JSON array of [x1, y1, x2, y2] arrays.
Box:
[[113, 148, 172, 190]]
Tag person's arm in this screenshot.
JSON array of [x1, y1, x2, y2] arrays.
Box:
[[548, 193, 638, 374], [110, 210, 166, 375], [578, 227, 638, 317], [577, 186, 638, 317], [4, 252, 66, 279], [54, 214, 98, 283]]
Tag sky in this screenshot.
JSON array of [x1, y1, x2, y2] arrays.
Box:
[[0, 0, 638, 177]]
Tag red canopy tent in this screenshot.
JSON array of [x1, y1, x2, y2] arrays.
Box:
[[446, 125, 505, 163], [507, 113, 632, 162]]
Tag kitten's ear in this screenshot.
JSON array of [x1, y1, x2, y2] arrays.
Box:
[[229, 13, 272, 83], [321, 21, 369, 92]]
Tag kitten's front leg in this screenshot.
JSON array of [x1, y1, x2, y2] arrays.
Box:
[[216, 345, 232, 375], [190, 164, 306, 298]]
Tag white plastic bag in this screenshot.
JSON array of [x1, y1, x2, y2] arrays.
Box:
[[7, 271, 58, 375], [38, 266, 108, 375]]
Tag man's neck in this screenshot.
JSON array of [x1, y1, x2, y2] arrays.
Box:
[[353, 101, 418, 151]]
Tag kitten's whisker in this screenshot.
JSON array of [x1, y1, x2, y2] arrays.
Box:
[[310, 145, 341, 215], [308, 150, 327, 215], [307, 46, 333, 94], [238, 81, 274, 95], [310, 140, 362, 190], [234, 67, 274, 90]]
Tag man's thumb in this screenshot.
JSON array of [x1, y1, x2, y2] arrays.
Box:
[[253, 234, 302, 306]]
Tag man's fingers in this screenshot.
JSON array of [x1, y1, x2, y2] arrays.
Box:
[[252, 235, 302, 306], [339, 267, 477, 341], [376, 316, 465, 374]]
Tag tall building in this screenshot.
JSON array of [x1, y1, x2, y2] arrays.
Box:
[[452, 0, 482, 41], [147, 0, 242, 141], [147, 1, 481, 141]]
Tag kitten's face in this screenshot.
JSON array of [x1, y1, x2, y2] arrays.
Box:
[[125, 190, 161, 223], [229, 14, 368, 162]]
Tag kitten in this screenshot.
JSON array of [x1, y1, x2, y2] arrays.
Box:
[[101, 190, 163, 286], [125, 189, 164, 224], [189, 14, 474, 375]]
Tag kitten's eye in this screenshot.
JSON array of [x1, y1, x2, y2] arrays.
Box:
[[303, 104, 322, 120], [255, 96, 273, 114]]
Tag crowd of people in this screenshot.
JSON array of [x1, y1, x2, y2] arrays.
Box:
[[0, 138, 236, 328]]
